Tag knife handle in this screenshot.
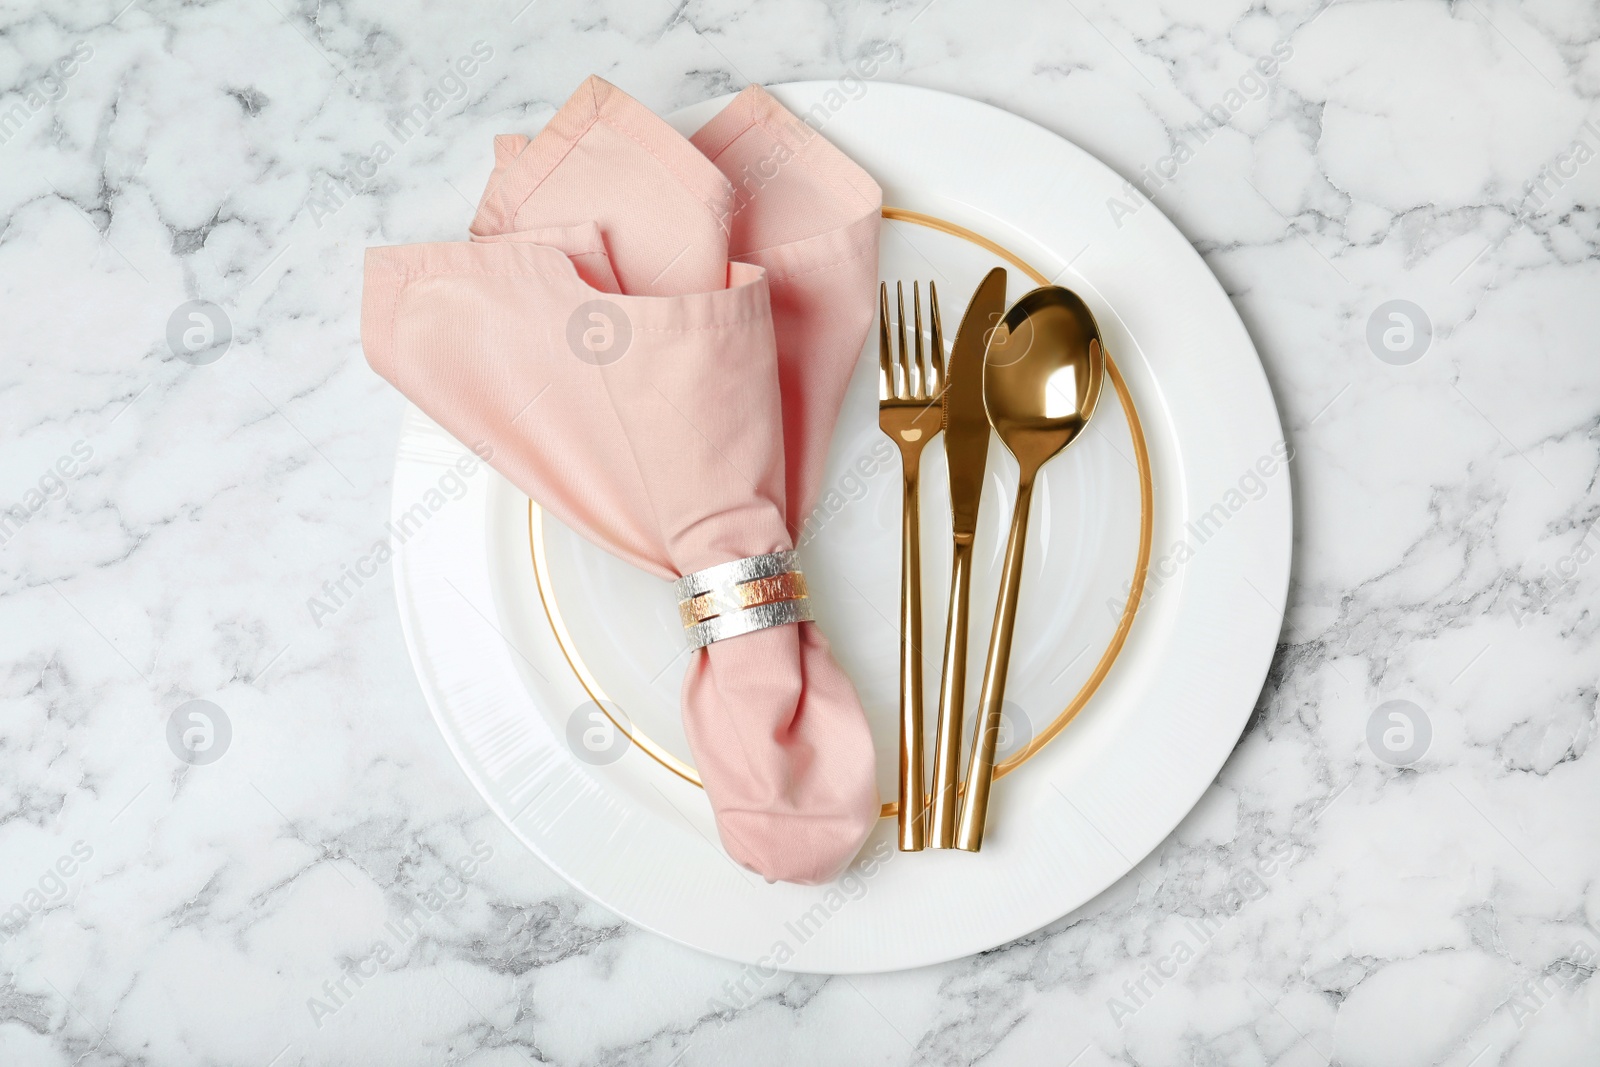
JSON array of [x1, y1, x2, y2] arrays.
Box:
[[929, 536, 975, 848]]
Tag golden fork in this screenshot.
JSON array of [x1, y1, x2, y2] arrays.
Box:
[[878, 280, 944, 852]]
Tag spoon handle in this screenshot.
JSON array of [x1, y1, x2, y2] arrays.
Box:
[[897, 463, 927, 851], [955, 471, 1036, 851], [929, 535, 976, 848]]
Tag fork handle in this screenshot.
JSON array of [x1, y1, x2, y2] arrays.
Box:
[[897, 463, 927, 851], [928, 535, 975, 848]]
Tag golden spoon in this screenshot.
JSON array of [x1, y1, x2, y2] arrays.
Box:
[[954, 286, 1106, 851]]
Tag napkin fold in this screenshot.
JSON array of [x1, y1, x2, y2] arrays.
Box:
[[362, 77, 883, 884]]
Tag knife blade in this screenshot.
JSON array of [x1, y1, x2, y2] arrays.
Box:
[[943, 267, 1006, 535], [929, 266, 1006, 847]]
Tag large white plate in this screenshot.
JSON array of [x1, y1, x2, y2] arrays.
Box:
[[388, 82, 1290, 973]]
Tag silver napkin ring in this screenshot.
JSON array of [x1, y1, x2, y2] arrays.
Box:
[[675, 550, 813, 650]]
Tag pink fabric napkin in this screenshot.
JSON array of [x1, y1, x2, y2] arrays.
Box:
[[362, 77, 883, 884]]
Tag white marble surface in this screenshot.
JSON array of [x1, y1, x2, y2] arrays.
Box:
[[2, 0, 1598, 1063]]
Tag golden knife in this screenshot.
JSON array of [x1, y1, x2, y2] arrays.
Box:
[[928, 267, 1007, 848]]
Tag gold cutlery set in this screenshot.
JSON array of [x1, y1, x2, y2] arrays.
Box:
[[878, 268, 1106, 852]]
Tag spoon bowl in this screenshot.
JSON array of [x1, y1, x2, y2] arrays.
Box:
[[983, 286, 1105, 468], [955, 285, 1107, 851]]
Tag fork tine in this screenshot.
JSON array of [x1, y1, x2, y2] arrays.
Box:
[[878, 282, 892, 400], [929, 281, 945, 396], [895, 281, 909, 399], [912, 282, 925, 399]]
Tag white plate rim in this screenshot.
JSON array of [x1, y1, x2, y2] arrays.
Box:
[[386, 80, 1292, 973]]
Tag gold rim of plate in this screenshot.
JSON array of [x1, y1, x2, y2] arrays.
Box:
[[526, 207, 1156, 820]]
